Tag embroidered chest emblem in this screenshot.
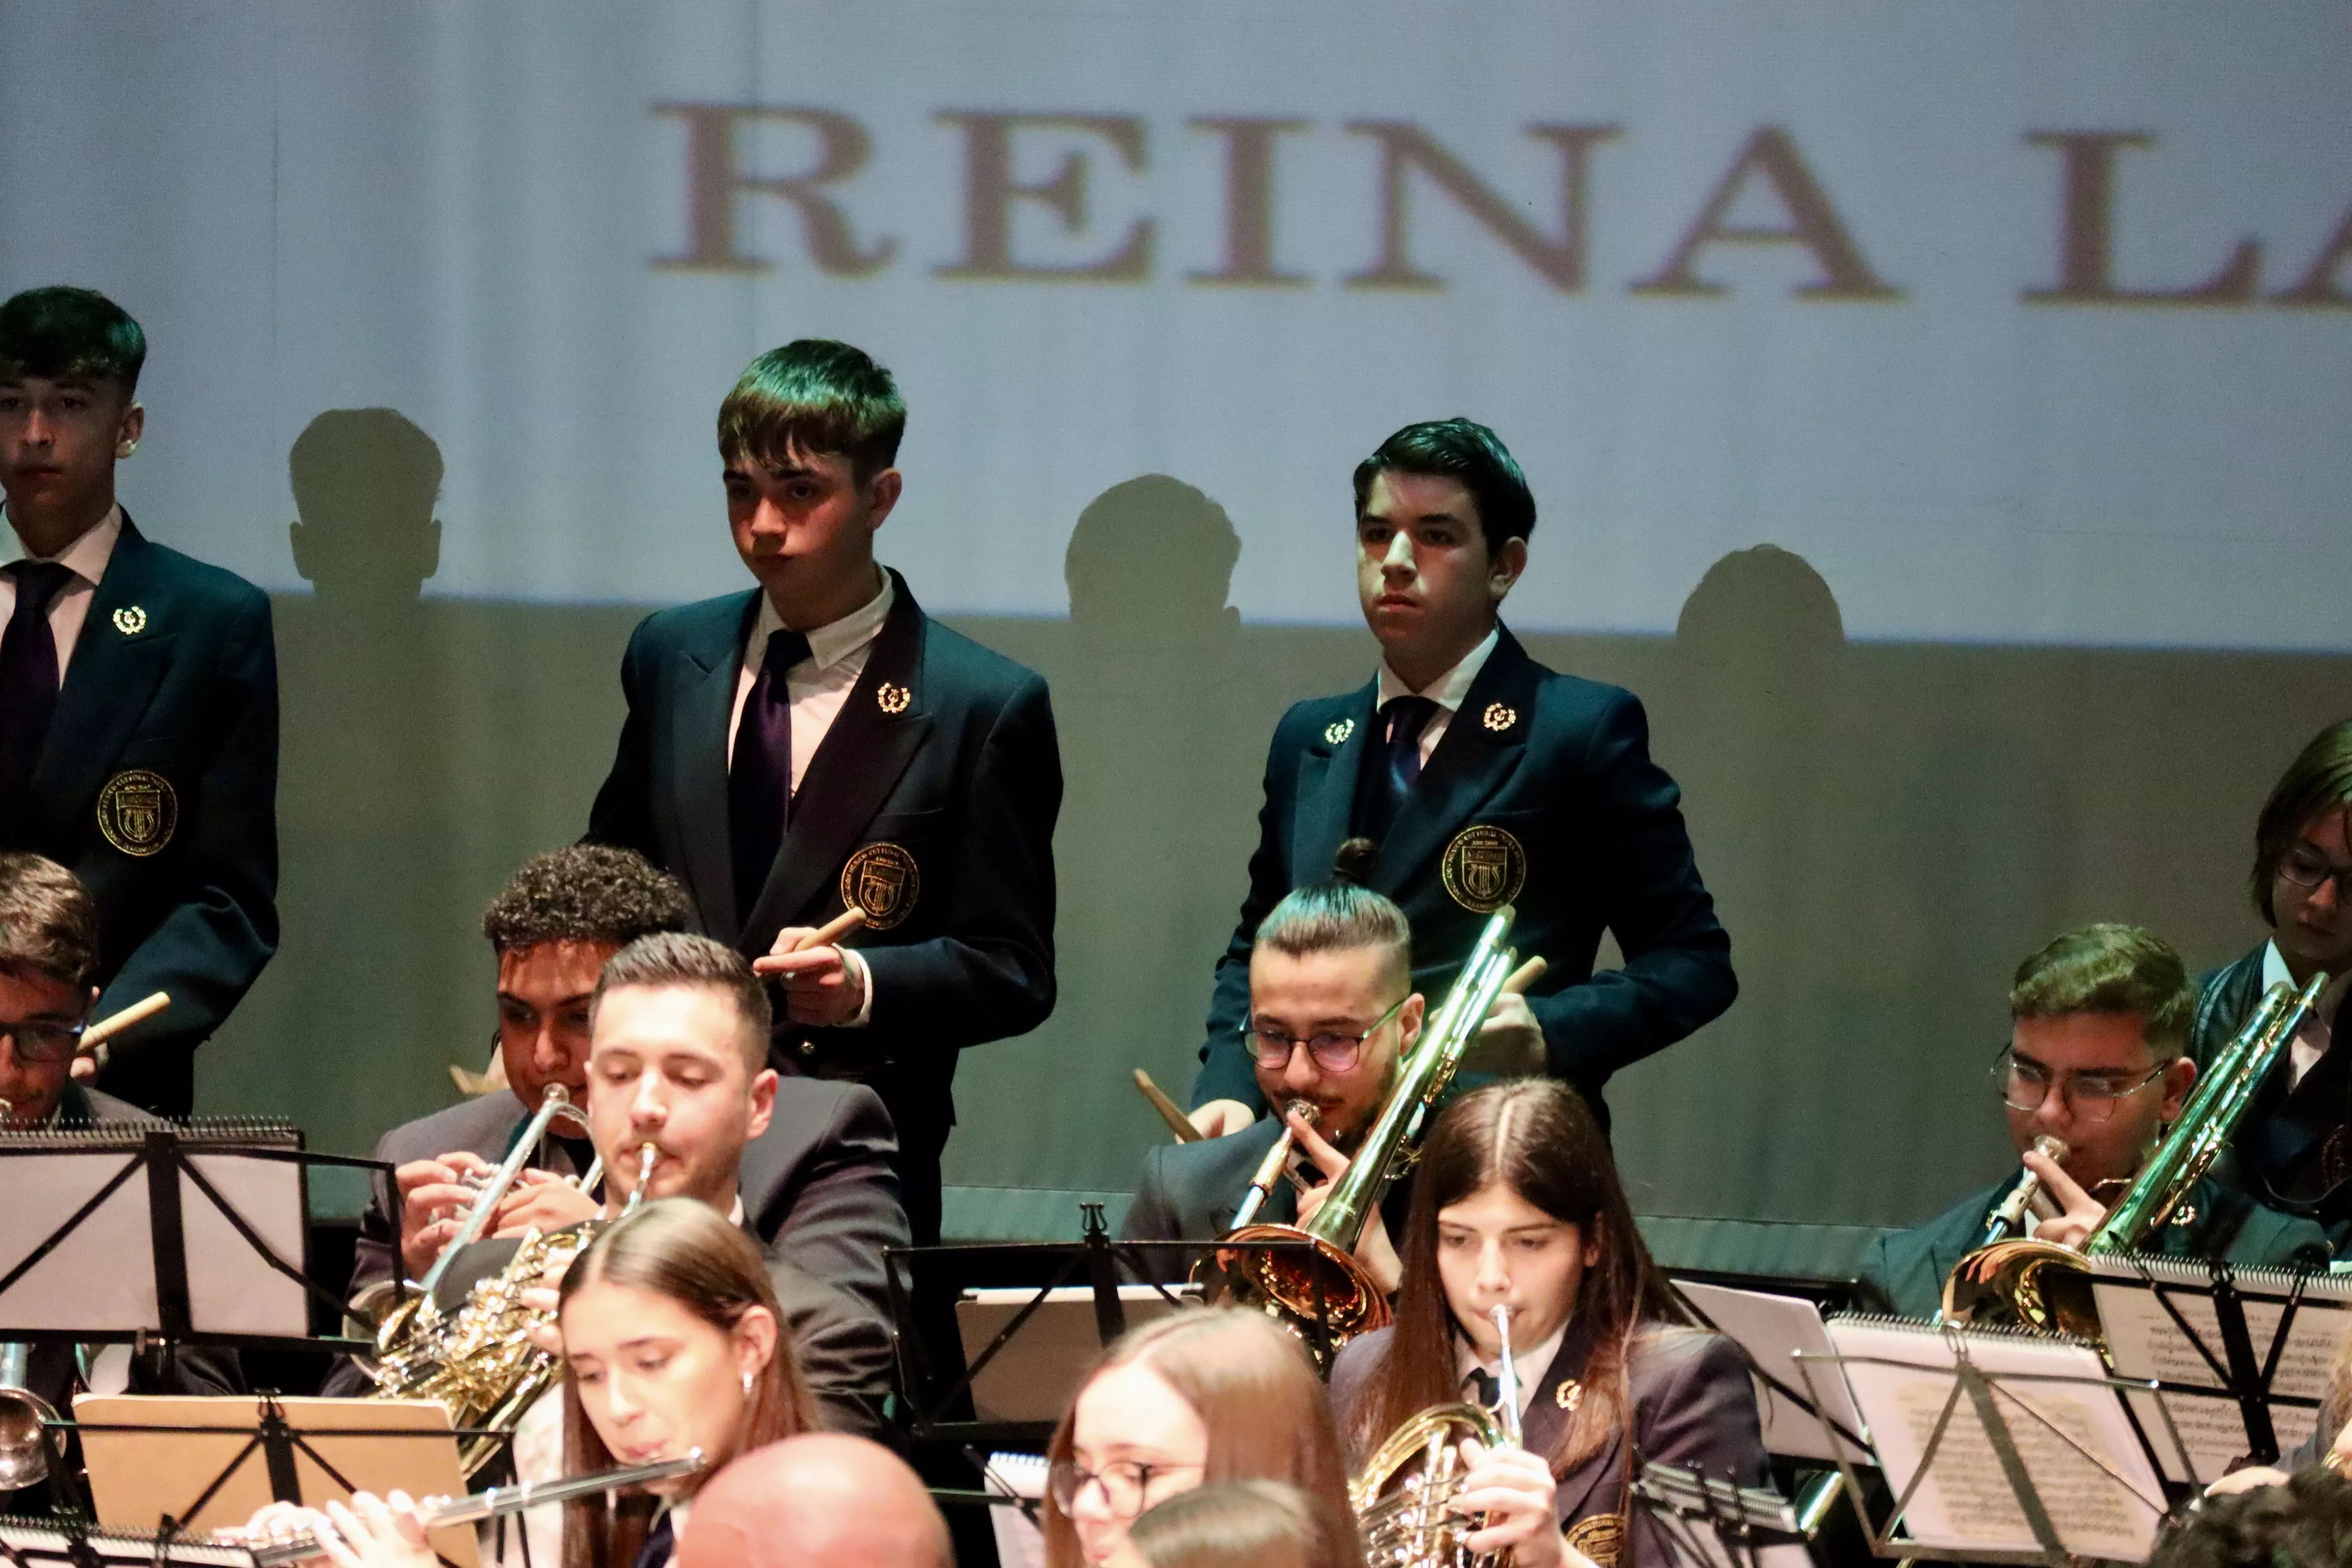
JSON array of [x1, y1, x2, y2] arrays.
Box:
[[1324, 718, 1355, 746], [1481, 702, 1518, 733], [876, 682, 912, 715], [1442, 825, 1528, 913], [112, 606, 148, 635]]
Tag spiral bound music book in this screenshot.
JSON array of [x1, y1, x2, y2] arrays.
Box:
[[2088, 1252, 2352, 1482], [1813, 1316, 2170, 1564]]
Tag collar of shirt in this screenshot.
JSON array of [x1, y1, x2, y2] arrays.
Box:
[[1453, 1316, 1567, 1419], [747, 568, 895, 673], [1376, 628, 1499, 765], [2, 502, 122, 582], [2263, 939, 2337, 1089]]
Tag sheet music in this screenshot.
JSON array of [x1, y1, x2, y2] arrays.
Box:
[[0, 1149, 161, 1331], [1671, 1280, 1869, 1463], [182, 1153, 308, 1336], [1825, 1317, 2165, 1562]]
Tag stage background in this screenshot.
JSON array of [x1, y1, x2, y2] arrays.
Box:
[[2, 1, 2348, 1235]]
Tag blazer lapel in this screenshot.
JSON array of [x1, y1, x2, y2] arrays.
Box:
[[27, 519, 176, 822], [671, 593, 760, 947], [1289, 682, 1378, 886], [1374, 628, 1538, 897], [1517, 1311, 1599, 1462], [743, 573, 932, 937]]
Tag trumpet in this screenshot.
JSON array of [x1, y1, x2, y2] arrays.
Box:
[[237, 1451, 705, 1566], [416, 1084, 592, 1301], [0, 1341, 60, 1488], [1229, 1101, 1319, 1229]]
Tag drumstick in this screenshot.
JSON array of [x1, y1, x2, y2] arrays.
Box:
[[1133, 1070, 1203, 1143], [83, 991, 169, 1048], [1500, 956, 1547, 995], [790, 907, 868, 953]]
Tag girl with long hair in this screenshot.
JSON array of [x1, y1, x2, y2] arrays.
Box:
[[1038, 1307, 1364, 1568], [243, 1200, 815, 1568], [1330, 1079, 1765, 1568]]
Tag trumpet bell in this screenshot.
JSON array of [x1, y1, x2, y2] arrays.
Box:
[[0, 1384, 60, 1489], [1939, 1237, 2101, 1343], [1208, 1223, 1392, 1360]]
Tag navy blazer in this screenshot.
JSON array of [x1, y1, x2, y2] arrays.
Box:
[[1193, 626, 1733, 1115], [1, 516, 278, 1117], [587, 570, 1060, 1215], [2191, 945, 2352, 1246], [1121, 1113, 1414, 1250]]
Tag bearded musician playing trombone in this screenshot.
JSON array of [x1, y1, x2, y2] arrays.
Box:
[[1856, 923, 2326, 1321]]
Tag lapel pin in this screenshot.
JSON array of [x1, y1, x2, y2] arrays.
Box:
[[1556, 1378, 1583, 1411], [1323, 718, 1355, 746], [1481, 702, 1518, 733], [876, 682, 912, 715], [112, 606, 148, 636]]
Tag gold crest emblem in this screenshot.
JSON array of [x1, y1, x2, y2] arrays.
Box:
[[876, 682, 912, 715], [111, 606, 148, 636], [96, 769, 177, 857], [1441, 825, 1527, 914], [1565, 1513, 1623, 1567], [1556, 1377, 1583, 1411], [1324, 718, 1355, 747], [840, 842, 920, 930], [1481, 702, 1517, 732]]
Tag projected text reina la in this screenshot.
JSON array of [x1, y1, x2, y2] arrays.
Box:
[[652, 109, 2352, 307]]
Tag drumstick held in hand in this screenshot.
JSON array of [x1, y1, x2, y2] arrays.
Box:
[[1500, 957, 1547, 995], [83, 991, 170, 1048], [1133, 1070, 1203, 1144], [791, 907, 868, 953]]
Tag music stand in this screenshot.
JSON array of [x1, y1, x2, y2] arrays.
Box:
[[1634, 1461, 1816, 1568], [0, 1514, 253, 1568]]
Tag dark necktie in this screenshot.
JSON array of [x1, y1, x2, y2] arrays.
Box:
[[631, 1510, 676, 1568], [728, 628, 811, 923], [1362, 695, 1440, 842], [0, 562, 75, 814], [1466, 1366, 1501, 1411]]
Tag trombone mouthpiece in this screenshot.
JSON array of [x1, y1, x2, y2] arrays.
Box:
[[1285, 1100, 1320, 1127]]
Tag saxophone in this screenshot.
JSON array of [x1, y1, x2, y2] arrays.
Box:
[[370, 1142, 656, 1476]]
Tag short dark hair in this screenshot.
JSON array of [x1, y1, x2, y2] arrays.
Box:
[[2149, 1465, 2352, 1568], [2008, 923, 2197, 1057], [0, 287, 146, 393], [1253, 881, 1412, 984], [717, 339, 906, 484], [482, 846, 691, 955], [2252, 719, 2352, 925], [1352, 418, 1536, 557], [0, 854, 102, 991], [590, 932, 771, 1072]]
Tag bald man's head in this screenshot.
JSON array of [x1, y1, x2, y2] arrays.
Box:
[[677, 1435, 950, 1568]]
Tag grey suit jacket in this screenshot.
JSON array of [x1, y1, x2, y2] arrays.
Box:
[[333, 1080, 907, 1433], [348, 1091, 567, 1298], [1122, 1117, 1293, 1242], [1331, 1320, 1765, 1566]]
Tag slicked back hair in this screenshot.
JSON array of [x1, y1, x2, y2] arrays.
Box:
[[0, 854, 100, 992], [1253, 881, 1412, 991], [0, 287, 145, 393], [717, 339, 906, 484], [2251, 719, 2352, 925], [483, 845, 691, 955], [1352, 418, 1536, 558], [591, 933, 771, 1075], [2008, 923, 2197, 1059]]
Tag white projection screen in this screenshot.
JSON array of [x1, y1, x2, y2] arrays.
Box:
[[5, 2, 2348, 1239]]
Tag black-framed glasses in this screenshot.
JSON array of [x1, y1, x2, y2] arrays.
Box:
[[1990, 1045, 2166, 1122], [1244, 995, 1408, 1074], [2278, 844, 2352, 901], [0, 1017, 84, 1066], [1046, 1458, 1204, 1517]]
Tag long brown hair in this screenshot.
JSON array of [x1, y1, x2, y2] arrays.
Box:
[[558, 1200, 818, 1568], [1353, 1079, 1681, 1475], [1129, 1480, 1360, 1568], [1039, 1308, 1358, 1568]]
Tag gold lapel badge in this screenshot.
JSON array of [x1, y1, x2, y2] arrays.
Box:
[[112, 606, 148, 636], [1324, 718, 1355, 746], [1556, 1377, 1583, 1411], [1442, 824, 1528, 914], [1481, 702, 1518, 733], [96, 769, 178, 857], [876, 682, 912, 715], [841, 842, 920, 930]]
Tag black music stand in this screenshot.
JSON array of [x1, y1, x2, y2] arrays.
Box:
[[1634, 1460, 1816, 1568], [0, 1513, 254, 1568]]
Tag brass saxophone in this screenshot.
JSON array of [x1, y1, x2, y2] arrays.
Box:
[[1942, 973, 2328, 1344], [370, 1142, 656, 1476]]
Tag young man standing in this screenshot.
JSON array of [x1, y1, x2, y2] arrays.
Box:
[[0, 286, 277, 1118], [1189, 419, 1733, 1136], [588, 339, 1061, 1244], [1858, 923, 2327, 1319]]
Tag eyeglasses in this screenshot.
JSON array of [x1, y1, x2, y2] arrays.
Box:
[[1046, 1458, 1204, 1517], [2278, 845, 2352, 901], [1991, 1046, 2167, 1122], [1244, 996, 1408, 1074], [0, 1018, 84, 1066]]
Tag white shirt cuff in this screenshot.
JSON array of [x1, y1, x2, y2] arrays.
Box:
[[842, 947, 875, 1028]]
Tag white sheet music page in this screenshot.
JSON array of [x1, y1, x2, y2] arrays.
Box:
[[0, 1144, 159, 1332], [1671, 1279, 1870, 1463], [1825, 1317, 2165, 1562]]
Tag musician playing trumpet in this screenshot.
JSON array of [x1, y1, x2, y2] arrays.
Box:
[[1331, 1079, 1765, 1568], [1121, 873, 1423, 1293], [1857, 924, 2327, 1321]]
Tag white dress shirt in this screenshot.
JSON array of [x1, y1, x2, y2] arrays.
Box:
[[2263, 940, 2343, 1090], [1376, 627, 1500, 766], [0, 505, 123, 685], [1455, 1317, 1568, 1421], [726, 570, 895, 1027]]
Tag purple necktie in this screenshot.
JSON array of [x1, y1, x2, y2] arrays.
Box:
[[728, 628, 811, 922], [0, 561, 74, 814], [1361, 695, 1439, 842]]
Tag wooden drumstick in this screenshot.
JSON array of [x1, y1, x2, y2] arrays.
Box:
[[790, 907, 869, 953], [1500, 956, 1547, 995], [1133, 1070, 1203, 1143], [78, 990, 170, 1072]]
